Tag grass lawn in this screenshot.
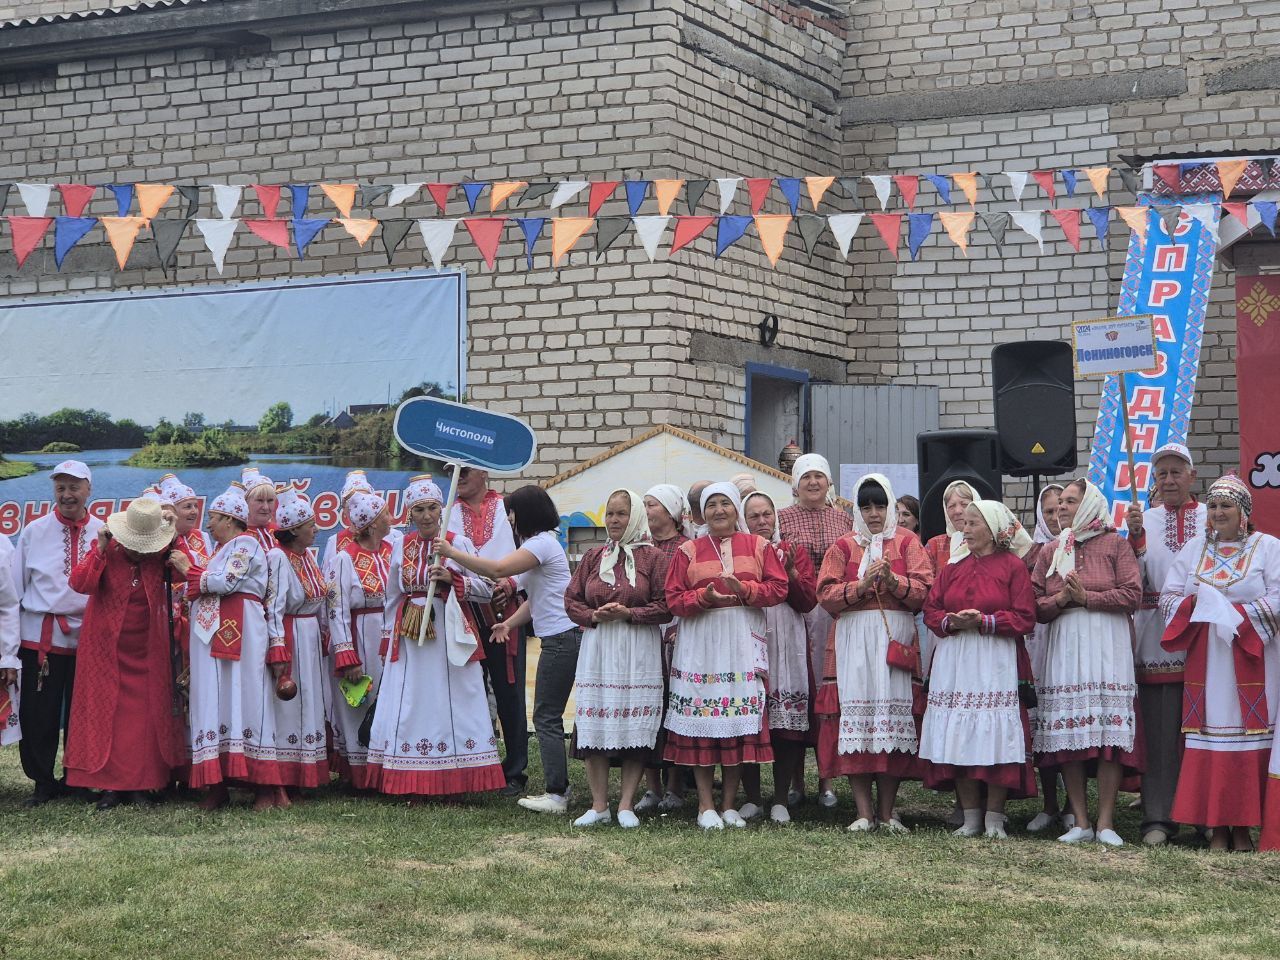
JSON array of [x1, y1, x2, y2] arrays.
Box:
[[1, 747, 1278, 960]]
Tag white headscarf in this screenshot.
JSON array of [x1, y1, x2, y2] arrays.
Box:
[[1047, 479, 1113, 578], [1034, 483, 1065, 544], [742, 491, 781, 544], [942, 479, 979, 564], [971, 499, 1033, 559], [852, 473, 898, 577], [700, 481, 748, 534], [599, 489, 653, 587], [792, 453, 836, 506], [644, 483, 687, 531]]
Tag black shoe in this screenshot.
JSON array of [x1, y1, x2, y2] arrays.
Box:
[[95, 791, 125, 811], [23, 785, 58, 808], [499, 781, 525, 798], [126, 791, 158, 808]]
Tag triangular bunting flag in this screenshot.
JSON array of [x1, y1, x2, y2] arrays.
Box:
[[426, 183, 454, 212], [244, 218, 291, 250], [746, 178, 773, 214], [979, 172, 995, 193], [194, 218, 238, 274], [1217, 159, 1248, 198], [550, 180, 589, 210], [135, 183, 174, 220], [150, 217, 189, 271], [110, 184, 135, 217], [320, 183, 357, 218], [1085, 206, 1112, 246], [387, 183, 424, 207], [520, 182, 557, 205], [981, 211, 1010, 249], [867, 175, 892, 211], [654, 180, 685, 217], [1030, 170, 1056, 200], [754, 214, 791, 266], [669, 215, 714, 255], [16, 183, 52, 218], [288, 184, 310, 218], [1255, 200, 1278, 237], [1182, 203, 1219, 241], [892, 175, 919, 210], [175, 184, 200, 218], [7, 216, 53, 267], [54, 216, 96, 268], [715, 215, 752, 257], [1222, 201, 1249, 226], [252, 184, 282, 219], [1009, 209, 1045, 252], [463, 217, 507, 268], [632, 215, 669, 262], [1259, 158, 1276, 181], [211, 184, 242, 219], [952, 172, 978, 207], [924, 174, 951, 204], [1118, 168, 1141, 194], [1005, 171, 1029, 202], [337, 218, 379, 247], [685, 179, 710, 214], [827, 213, 864, 259], [1156, 205, 1182, 238], [56, 184, 95, 218], [380, 219, 413, 261], [417, 219, 459, 269], [489, 181, 526, 212], [587, 181, 620, 217], [776, 178, 801, 216], [938, 211, 974, 256], [1049, 208, 1081, 251], [1083, 166, 1111, 199], [869, 212, 903, 259], [797, 215, 826, 258], [292, 219, 329, 258], [594, 216, 630, 258], [1060, 169, 1078, 197], [1153, 165, 1181, 190], [517, 217, 547, 268], [624, 180, 649, 216], [461, 183, 488, 213], [1116, 206, 1151, 246], [551, 216, 593, 265], [716, 178, 742, 215], [357, 184, 393, 210], [838, 176, 860, 200], [805, 176, 834, 211], [907, 212, 934, 260], [0, 183, 9, 215]]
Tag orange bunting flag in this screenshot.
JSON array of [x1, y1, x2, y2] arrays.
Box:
[[952, 172, 978, 207], [669, 215, 715, 255], [587, 181, 620, 217], [244, 218, 291, 250], [135, 184, 174, 220], [1217, 159, 1248, 199], [654, 180, 685, 217], [804, 176, 835, 211], [489, 181, 526, 211], [754, 214, 791, 266], [320, 183, 357, 218], [1083, 166, 1112, 198], [1116, 206, 1150, 247], [938, 211, 974, 255], [1048, 208, 1081, 251], [892, 175, 919, 209], [101, 216, 146, 269], [337, 218, 379, 247], [551, 217, 593, 265], [869, 213, 903, 260]]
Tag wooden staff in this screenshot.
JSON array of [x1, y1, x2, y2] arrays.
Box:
[[417, 461, 463, 646], [1117, 371, 1141, 506]]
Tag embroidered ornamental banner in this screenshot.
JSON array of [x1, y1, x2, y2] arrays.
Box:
[[1236, 274, 1280, 536]]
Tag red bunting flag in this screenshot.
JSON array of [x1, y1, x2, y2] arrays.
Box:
[[426, 183, 454, 212], [462, 217, 507, 268], [892, 175, 919, 209], [7, 216, 53, 267], [244, 218, 291, 250], [1031, 170, 1056, 200], [670, 215, 715, 255], [869, 213, 903, 260], [1222, 202, 1249, 226], [746, 178, 773, 214], [587, 181, 620, 217], [1154, 164, 1181, 190], [252, 185, 282, 220], [1048, 208, 1081, 251], [56, 184, 96, 218]]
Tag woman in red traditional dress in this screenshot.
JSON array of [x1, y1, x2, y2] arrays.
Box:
[[64, 499, 185, 809], [815, 473, 932, 833]]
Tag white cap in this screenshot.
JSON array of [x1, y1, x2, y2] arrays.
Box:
[[51, 459, 91, 482], [1152, 442, 1193, 470]]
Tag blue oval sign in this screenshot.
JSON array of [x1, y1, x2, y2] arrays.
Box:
[[393, 397, 537, 474]]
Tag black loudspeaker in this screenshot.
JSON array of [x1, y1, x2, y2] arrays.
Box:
[[991, 341, 1078, 477], [917, 430, 1003, 543]]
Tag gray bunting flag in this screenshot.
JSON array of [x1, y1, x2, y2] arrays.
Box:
[[1157, 205, 1182, 237], [1118, 169, 1141, 194], [838, 177, 861, 200], [980, 172, 995, 193], [380, 218, 413, 261], [594, 216, 630, 257], [798, 215, 827, 257], [358, 184, 393, 210], [521, 182, 557, 205], [981, 211, 1010, 249], [175, 184, 200, 219], [151, 217, 189, 273], [0, 183, 10, 215], [685, 180, 709, 214], [1259, 157, 1276, 182]]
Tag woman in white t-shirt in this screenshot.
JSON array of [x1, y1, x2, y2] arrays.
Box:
[[435, 485, 579, 814]]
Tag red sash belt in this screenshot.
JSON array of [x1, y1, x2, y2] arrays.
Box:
[[281, 612, 319, 680], [1162, 595, 1270, 734], [211, 592, 260, 663], [21, 613, 73, 668]]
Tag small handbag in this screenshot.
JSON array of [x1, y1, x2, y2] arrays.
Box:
[[886, 637, 920, 675]]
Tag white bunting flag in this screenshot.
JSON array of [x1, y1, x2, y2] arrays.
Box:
[[867, 175, 891, 211], [387, 183, 425, 207], [632, 216, 670, 262], [16, 183, 52, 218], [1009, 209, 1044, 252], [715, 178, 742, 215], [550, 181, 589, 210], [1181, 203, 1220, 241], [417, 219, 459, 269], [210, 184, 243, 220], [194, 218, 239, 274], [827, 213, 865, 259], [1005, 171, 1029, 202]]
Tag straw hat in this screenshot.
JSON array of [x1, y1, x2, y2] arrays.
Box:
[[106, 499, 175, 555]]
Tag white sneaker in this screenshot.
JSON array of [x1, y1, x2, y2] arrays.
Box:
[[787, 788, 804, 807], [617, 810, 640, 829], [952, 823, 982, 838], [1096, 828, 1124, 848], [737, 802, 763, 821], [518, 793, 568, 814], [882, 817, 910, 834], [721, 809, 747, 828], [633, 791, 661, 814], [847, 817, 876, 832], [1143, 827, 1170, 847], [819, 790, 838, 808], [657, 792, 685, 812], [770, 803, 791, 824], [1058, 826, 1096, 844], [572, 808, 611, 827], [984, 813, 1008, 839], [697, 809, 724, 830], [1026, 812, 1056, 833]]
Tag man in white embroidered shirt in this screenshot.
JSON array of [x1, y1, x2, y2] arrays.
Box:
[[13, 460, 105, 806]]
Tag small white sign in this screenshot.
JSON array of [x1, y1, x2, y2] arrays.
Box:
[[840, 464, 919, 503], [1071, 313, 1159, 378]]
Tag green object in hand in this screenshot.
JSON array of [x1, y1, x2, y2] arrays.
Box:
[[339, 674, 373, 708]]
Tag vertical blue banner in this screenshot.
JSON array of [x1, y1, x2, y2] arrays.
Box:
[[1087, 194, 1219, 528]]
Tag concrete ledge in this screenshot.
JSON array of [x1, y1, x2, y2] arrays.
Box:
[[680, 21, 838, 113], [1207, 56, 1280, 96], [688, 330, 847, 382], [842, 67, 1187, 127]]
